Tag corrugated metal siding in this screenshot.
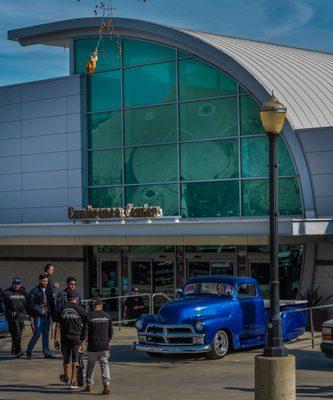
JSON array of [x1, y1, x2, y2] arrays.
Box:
[[181, 29, 333, 130]]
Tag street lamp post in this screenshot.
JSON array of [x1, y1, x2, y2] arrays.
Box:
[[260, 93, 287, 357]]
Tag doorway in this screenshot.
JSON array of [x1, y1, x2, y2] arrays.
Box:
[[185, 254, 236, 279]]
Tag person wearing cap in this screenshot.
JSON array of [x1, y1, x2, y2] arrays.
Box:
[[84, 297, 113, 395], [54, 290, 87, 390], [3, 277, 27, 358], [26, 274, 56, 359]]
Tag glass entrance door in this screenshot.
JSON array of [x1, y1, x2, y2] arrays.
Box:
[[100, 260, 120, 297], [130, 258, 175, 295], [186, 260, 235, 278]]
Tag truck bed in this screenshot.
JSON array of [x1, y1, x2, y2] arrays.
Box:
[[264, 299, 307, 308]]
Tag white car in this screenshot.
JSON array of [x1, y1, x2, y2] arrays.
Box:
[[321, 319, 333, 358]]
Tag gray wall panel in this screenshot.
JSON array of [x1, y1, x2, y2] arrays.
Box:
[[0, 121, 20, 140], [22, 207, 68, 223], [0, 104, 20, 123], [68, 150, 82, 169], [0, 86, 20, 106], [0, 156, 21, 174], [68, 187, 83, 205], [0, 174, 21, 191], [68, 132, 82, 151], [312, 175, 333, 197], [298, 130, 333, 152], [22, 170, 68, 190], [22, 134, 67, 155], [22, 188, 68, 208], [68, 169, 83, 188], [0, 138, 21, 157], [22, 115, 67, 137], [22, 152, 67, 172], [306, 152, 333, 175], [315, 197, 333, 217], [0, 208, 22, 223], [0, 191, 21, 209], [67, 77, 81, 96], [67, 113, 81, 133], [21, 79, 67, 102], [67, 95, 82, 114], [21, 97, 67, 120]]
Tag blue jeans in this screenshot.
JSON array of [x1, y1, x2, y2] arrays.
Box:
[[27, 316, 51, 356]]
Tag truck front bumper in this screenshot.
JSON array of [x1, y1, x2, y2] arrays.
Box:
[[132, 342, 211, 354]]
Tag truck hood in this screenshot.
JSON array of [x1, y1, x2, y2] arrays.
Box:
[[157, 296, 232, 324]]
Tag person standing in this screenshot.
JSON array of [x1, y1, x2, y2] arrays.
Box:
[[26, 274, 56, 359], [44, 264, 59, 292], [123, 287, 145, 325], [84, 297, 113, 395], [56, 277, 81, 312], [54, 290, 87, 390], [3, 277, 27, 358]]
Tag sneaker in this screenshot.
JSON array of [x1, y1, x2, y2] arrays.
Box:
[[15, 352, 24, 358], [68, 381, 79, 390], [103, 384, 111, 395], [84, 384, 93, 393], [26, 352, 32, 360]]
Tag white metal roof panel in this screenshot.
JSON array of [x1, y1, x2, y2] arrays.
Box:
[[181, 29, 333, 130]]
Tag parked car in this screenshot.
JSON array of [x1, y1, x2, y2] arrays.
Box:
[[133, 276, 307, 359], [320, 319, 333, 358]]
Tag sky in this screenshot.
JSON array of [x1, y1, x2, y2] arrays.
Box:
[[0, 0, 332, 86]]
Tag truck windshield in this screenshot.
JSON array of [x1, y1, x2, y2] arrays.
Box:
[[184, 282, 234, 297]]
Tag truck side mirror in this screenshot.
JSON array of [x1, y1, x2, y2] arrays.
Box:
[[176, 288, 183, 298]]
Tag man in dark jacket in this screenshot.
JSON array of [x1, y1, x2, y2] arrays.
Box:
[[26, 274, 56, 359], [56, 277, 81, 313], [54, 290, 87, 390], [43, 263, 59, 293], [3, 277, 27, 357], [84, 297, 113, 395]]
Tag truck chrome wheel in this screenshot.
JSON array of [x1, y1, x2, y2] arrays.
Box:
[[208, 329, 229, 359]]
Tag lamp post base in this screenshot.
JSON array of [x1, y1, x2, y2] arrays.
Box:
[[263, 345, 288, 357], [255, 354, 296, 400]]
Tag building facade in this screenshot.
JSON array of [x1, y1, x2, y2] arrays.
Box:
[[0, 18, 332, 303]]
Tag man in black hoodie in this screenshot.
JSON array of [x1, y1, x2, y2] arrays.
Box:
[[3, 277, 27, 358], [84, 297, 113, 395], [54, 290, 87, 390]]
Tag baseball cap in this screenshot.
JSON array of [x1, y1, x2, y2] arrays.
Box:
[[90, 296, 104, 306], [67, 290, 79, 300], [12, 277, 21, 285]]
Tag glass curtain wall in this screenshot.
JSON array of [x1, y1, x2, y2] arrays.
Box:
[[75, 38, 302, 217]]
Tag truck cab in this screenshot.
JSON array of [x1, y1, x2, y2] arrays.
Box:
[[133, 276, 307, 359]]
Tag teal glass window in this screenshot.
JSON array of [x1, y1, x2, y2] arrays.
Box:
[[125, 104, 177, 145], [241, 136, 296, 178], [125, 184, 179, 216], [179, 97, 237, 140], [179, 58, 237, 100], [88, 70, 121, 112], [75, 38, 121, 74], [239, 86, 247, 94], [89, 186, 123, 208], [181, 181, 239, 217], [123, 39, 176, 66], [88, 111, 122, 149], [240, 95, 265, 135], [181, 139, 238, 181], [125, 144, 178, 184], [242, 177, 302, 216], [88, 149, 122, 186], [124, 62, 176, 107]]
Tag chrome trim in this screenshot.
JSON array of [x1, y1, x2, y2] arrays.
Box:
[[141, 323, 203, 346], [132, 342, 211, 354]]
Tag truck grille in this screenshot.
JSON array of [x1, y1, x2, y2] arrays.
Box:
[[142, 324, 201, 346]]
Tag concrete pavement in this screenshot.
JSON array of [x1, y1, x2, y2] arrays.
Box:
[[0, 327, 332, 400]]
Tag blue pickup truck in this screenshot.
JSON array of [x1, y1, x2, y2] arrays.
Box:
[[133, 276, 307, 359]]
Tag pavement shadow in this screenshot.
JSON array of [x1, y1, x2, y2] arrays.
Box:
[[110, 344, 208, 364], [296, 385, 333, 399], [288, 349, 333, 372], [224, 387, 254, 393], [0, 384, 72, 395]]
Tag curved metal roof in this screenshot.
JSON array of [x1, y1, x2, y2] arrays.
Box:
[[8, 18, 333, 131], [181, 29, 333, 130]]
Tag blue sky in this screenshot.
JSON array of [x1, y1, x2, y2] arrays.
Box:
[[0, 0, 332, 86]]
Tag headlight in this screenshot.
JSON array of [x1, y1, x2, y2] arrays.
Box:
[[135, 320, 143, 330], [195, 321, 204, 331]]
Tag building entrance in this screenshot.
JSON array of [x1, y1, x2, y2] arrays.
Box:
[[129, 256, 176, 298], [98, 257, 121, 297], [185, 253, 236, 279]]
